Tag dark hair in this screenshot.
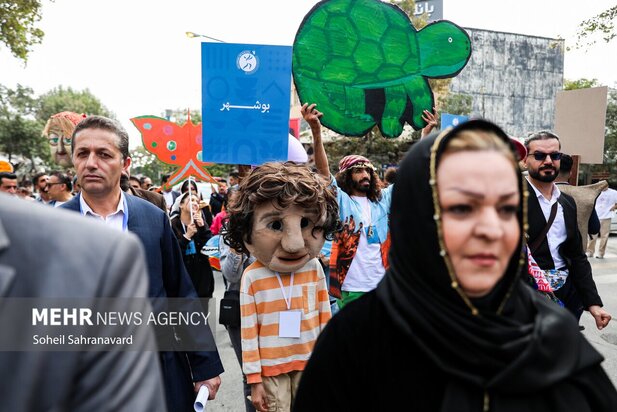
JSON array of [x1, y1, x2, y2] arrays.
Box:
[[224, 162, 340, 255], [229, 172, 240, 179], [161, 174, 171, 185], [524, 130, 561, 150], [384, 167, 397, 185], [50, 171, 73, 192], [180, 179, 199, 195], [71, 115, 130, 160], [129, 176, 140, 184], [559, 153, 573, 174], [335, 167, 383, 202], [0, 172, 16, 182], [32, 172, 47, 187]]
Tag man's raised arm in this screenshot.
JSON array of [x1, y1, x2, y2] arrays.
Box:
[[301, 103, 329, 179]]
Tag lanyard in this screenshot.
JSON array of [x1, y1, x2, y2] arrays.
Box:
[[275, 272, 295, 310], [80, 194, 129, 232]]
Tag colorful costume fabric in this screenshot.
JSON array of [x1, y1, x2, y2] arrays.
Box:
[[527, 247, 564, 307], [240, 259, 331, 384], [328, 176, 393, 298]]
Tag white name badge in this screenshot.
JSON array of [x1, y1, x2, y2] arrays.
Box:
[[279, 310, 302, 338]]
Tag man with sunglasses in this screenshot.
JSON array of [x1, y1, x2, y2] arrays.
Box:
[[524, 131, 611, 330], [46, 171, 74, 207]]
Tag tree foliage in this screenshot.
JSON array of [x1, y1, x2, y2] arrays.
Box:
[[0, 0, 45, 62], [323, 129, 414, 176], [129, 145, 174, 182], [438, 92, 473, 116], [36, 86, 113, 123], [162, 108, 202, 125], [575, 6, 617, 49], [0, 84, 51, 172], [564, 78, 599, 90], [602, 89, 617, 183], [0, 84, 114, 173]]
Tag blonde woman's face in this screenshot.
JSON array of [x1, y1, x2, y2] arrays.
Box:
[[437, 151, 520, 297]]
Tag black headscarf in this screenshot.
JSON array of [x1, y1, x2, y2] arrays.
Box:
[[376, 120, 604, 408]]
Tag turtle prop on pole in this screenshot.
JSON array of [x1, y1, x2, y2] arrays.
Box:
[[292, 0, 472, 137]]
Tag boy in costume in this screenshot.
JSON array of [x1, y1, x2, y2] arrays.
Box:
[[224, 162, 339, 412]]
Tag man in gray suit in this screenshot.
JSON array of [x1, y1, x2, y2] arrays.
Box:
[[0, 194, 166, 411]]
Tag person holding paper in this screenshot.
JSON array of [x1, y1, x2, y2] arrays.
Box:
[[171, 192, 215, 299], [293, 120, 617, 411], [224, 162, 339, 412], [61, 115, 223, 412]]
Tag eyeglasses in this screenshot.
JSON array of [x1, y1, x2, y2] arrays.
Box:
[[530, 151, 562, 161], [45, 182, 63, 189]]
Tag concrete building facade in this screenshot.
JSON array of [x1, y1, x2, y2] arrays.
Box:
[[449, 28, 565, 138]]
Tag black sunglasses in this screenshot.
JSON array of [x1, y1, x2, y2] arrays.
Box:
[[531, 151, 562, 161]]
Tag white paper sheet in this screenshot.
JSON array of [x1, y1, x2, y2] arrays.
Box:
[[279, 310, 302, 338], [194, 385, 209, 412]]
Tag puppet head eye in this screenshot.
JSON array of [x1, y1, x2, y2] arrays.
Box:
[[268, 220, 283, 231], [301, 217, 310, 228]]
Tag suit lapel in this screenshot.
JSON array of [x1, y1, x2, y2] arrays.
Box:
[[557, 194, 575, 238], [526, 181, 546, 240], [62, 193, 81, 212], [126, 194, 138, 233], [0, 215, 16, 297]]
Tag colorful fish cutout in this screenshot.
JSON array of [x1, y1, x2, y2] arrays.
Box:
[[131, 113, 218, 187]]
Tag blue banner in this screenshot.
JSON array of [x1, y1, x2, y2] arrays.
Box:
[[441, 113, 469, 129], [201, 43, 292, 165]]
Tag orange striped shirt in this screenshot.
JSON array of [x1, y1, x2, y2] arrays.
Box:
[[240, 259, 331, 384]]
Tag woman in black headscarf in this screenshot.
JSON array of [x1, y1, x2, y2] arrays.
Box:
[[293, 120, 617, 411]]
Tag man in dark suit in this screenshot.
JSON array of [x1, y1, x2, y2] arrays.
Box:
[[209, 178, 228, 216], [61, 115, 223, 411], [0, 194, 166, 411], [524, 131, 611, 330]]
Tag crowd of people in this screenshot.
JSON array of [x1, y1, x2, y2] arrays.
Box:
[[1, 105, 617, 412]]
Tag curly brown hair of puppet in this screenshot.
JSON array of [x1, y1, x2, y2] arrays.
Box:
[[335, 167, 383, 202], [223, 162, 340, 255]]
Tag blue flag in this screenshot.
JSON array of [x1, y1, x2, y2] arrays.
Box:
[[202, 43, 292, 165], [441, 113, 469, 129]]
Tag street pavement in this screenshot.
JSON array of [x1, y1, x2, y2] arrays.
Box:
[[580, 235, 617, 386], [206, 236, 617, 411], [208, 271, 246, 412]]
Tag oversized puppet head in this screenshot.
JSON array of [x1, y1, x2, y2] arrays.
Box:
[[42, 111, 85, 167], [224, 162, 339, 274]]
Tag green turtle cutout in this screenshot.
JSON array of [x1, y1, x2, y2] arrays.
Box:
[[292, 0, 472, 137]]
